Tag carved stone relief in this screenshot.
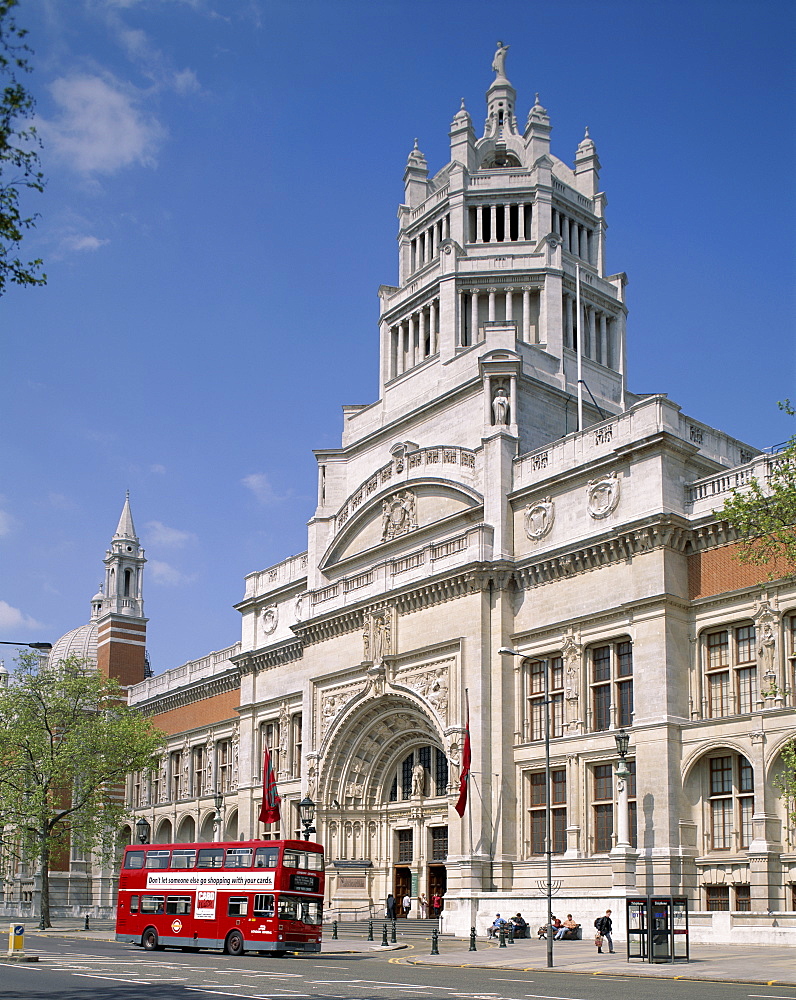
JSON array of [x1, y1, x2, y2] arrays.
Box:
[[561, 630, 582, 731], [381, 490, 418, 541], [397, 660, 451, 724], [524, 497, 555, 540], [261, 605, 278, 635], [587, 471, 621, 519], [754, 594, 782, 703], [320, 683, 367, 739]]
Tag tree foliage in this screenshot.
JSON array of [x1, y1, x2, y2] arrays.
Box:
[[773, 739, 796, 833], [0, 654, 164, 927], [718, 401, 796, 575], [0, 0, 45, 295]]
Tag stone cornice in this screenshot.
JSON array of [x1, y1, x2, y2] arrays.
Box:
[[513, 514, 691, 591], [134, 668, 240, 717], [233, 639, 305, 675]]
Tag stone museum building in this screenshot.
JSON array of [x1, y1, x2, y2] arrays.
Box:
[[6, 46, 794, 940]]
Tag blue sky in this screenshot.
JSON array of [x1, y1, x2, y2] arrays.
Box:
[[1, 0, 794, 674]]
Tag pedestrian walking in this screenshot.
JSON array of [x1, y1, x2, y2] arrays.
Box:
[[594, 909, 614, 953], [386, 893, 396, 919]]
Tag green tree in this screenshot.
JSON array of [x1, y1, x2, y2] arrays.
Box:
[[0, 654, 164, 928], [772, 739, 796, 835], [718, 401, 796, 575], [0, 0, 45, 294]]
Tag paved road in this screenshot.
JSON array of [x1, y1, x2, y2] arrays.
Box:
[[4, 936, 796, 1000]]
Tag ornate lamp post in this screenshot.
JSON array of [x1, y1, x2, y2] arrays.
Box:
[[213, 790, 224, 843], [499, 646, 553, 969], [135, 816, 151, 845], [299, 796, 316, 841], [614, 729, 632, 849]]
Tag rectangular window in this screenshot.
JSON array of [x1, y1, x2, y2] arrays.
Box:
[[141, 895, 165, 914], [192, 745, 206, 797], [435, 749, 449, 795], [124, 851, 145, 870], [402, 755, 413, 799], [171, 751, 183, 800], [705, 625, 756, 717], [594, 764, 613, 801], [397, 829, 413, 863], [734, 885, 751, 911], [594, 804, 613, 853], [225, 848, 253, 868], [129, 895, 139, 914], [170, 850, 196, 870], [262, 721, 280, 776], [739, 796, 754, 849], [253, 894, 275, 917], [710, 798, 733, 849], [710, 757, 733, 795], [144, 850, 171, 870], [617, 680, 634, 728], [197, 848, 224, 869], [217, 740, 232, 794], [431, 826, 448, 861], [528, 657, 564, 740], [292, 715, 302, 778], [706, 885, 730, 911], [528, 768, 566, 855], [228, 896, 249, 916], [165, 896, 192, 915], [254, 846, 279, 869], [593, 684, 611, 731]]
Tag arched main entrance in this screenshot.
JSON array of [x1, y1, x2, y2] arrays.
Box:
[[318, 693, 451, 916]]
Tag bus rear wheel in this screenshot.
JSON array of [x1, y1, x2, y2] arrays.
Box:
[[142, 928, 160, 951], [225, 930, 244, 956]]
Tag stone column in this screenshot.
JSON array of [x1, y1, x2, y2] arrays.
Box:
[[430, 299, 438, 355], [518, 203, 526, 241], [503, 203, 510, 242], [490, 203, 497, 243], [522, 287, 531, 343], [505, 287, 514, 322], [470, 289, 479, 344], [488, 287, 496, 322], [419, 308, 426, 359], [408, 314, 415, 369], [476, 206, 484, 243]]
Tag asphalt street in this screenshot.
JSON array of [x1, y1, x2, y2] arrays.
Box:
[[3, 937, 796, 1000]]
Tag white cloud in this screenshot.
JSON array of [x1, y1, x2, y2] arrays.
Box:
[[0, 507, 13, 536], [148, 559, 196, 586], [39, 73, 166, 175], [242, 473, 280, 505], [144, 521, 197, 548], [60, 234, 110, 253], [173, 68, 200, 95], [150, 464, 167, 475], [0, 601, 45, 632]]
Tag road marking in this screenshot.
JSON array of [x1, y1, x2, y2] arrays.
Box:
[[73, 974, 152, 984], [490, 979, 535, 984], [749, 995, 796, 998]]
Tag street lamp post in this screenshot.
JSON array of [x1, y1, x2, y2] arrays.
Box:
[[298, 796, 316, 841], [499, 646, 553, 969], [0, 642, 53, 651], [213, 790, 224, 843], [614, 729, 632, 849], [135, 816, 151, 844]]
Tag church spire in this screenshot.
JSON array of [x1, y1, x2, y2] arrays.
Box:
[[114, 490, 137, 541]]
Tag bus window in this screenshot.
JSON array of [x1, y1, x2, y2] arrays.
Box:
[[284, 850, 323, 870], [170, 850, 196, 869], [227, 896, 249, 916], [141, 895, 165, 914], [254, 846, 278, 868], [165, 896, 192, 915], [253, 894, 275, 917], [301, 900, 323, 925], [124, 851, 145, 869], [130, 895, 139, 914], [225, 848, 253, 868], [145, 850, 171, 870], [197, 848, 224, 868]]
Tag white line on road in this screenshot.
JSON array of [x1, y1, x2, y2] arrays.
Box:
[[73, 974, 152, 984]]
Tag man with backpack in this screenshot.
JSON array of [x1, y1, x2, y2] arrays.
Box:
[[594, 909, 614, 953]]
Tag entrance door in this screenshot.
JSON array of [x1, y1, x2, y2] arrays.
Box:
[[428, 865, 446, 914], [394, 867, 411, 916]]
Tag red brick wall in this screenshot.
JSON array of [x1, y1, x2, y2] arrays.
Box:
[[688, 542, 791, 599], [149, 689, 241, 735]]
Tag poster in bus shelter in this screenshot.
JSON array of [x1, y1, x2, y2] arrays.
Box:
[[196, 890, 216, 920]]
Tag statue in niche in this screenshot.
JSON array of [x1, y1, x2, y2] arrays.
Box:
[[758, 622, 776, 680], [411, 762, 425, 797], [372, 613, 390, 664], [492, 387, 510, 426], [492, 40, 509, 78]]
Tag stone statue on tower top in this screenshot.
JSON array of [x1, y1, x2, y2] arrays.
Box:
[[492, 40, 509, 79]]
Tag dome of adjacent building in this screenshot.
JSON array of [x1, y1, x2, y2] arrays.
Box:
[[48, 622, 98, 667]]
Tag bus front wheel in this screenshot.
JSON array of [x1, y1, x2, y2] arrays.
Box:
[[142, 928, 160, 951], [225, 930, 244, 956]]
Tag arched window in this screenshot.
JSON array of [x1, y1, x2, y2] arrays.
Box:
[[388, 746, 448, 801], [707, 753, 754, 850], [124, 569, 132, 597]]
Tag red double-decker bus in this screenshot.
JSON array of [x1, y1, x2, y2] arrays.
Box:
[[115, 839, 324, 956]]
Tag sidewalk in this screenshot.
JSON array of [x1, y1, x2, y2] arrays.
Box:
[[19, 922, 796, 986]]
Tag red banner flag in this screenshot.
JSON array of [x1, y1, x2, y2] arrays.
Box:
[[258, 743, 281, 826], [454, 702, 471, 817]]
